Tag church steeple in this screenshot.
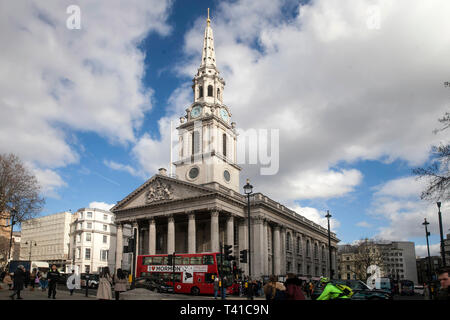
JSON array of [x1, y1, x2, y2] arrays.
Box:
[[174, 9, 241, 193], [201, 8, 216, 68]]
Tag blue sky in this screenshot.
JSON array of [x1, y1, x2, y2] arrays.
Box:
[[1, 0, 449, 258]]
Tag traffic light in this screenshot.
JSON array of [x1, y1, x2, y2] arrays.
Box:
[[224, 244, 234, 261], [168, 254, 173, 266], [127, 238, 135, 253], [239, 249, 247, 263]]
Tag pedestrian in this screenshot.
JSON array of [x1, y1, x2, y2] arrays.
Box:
[[66, 270, 77, 295], [285, 273, 306, 300], [96, 267, 113, 300], [23, 268, 29, 288], [221, 276, 228, 299], [3, 273, 13, 290], [47, 264, 60, 299], [40, 271, 48, 291], [9, 265, 26, 300], [263, 275, 286, 300], [113, 269, 128, 300], [434, 267, 450, 301], [309, 281, 314, 297], [213, 276, 219, 299], [30, 268, 37, 291]]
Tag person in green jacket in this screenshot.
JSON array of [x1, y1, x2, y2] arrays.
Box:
[[316, 277, 351, 300]]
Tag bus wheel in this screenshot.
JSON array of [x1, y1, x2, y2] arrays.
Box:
[[191, 287, 200, 296]]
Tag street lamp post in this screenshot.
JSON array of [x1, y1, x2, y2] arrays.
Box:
[[422, 218, 433, 299], [25, 240, 37, 261], [243, 179, 253, 301], [325, 210, 333, 279], [437, 202, 446, 267], [7, 208, 17, 264]]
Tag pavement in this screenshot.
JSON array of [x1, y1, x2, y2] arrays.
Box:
[[0, 284, 266, 300]]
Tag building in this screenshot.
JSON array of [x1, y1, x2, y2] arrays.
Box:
[[111, 14, 340, 280], [20, 212, 72, 269], [0, 211, 11, 240], [416, 256, 441, 284], [11, 231, 21, 260], [67, 208, 132, 274], [337, 241, 419, 284]]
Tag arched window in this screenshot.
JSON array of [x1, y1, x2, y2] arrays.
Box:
[[217, 88, 220, 100], [297, 237, 302, 255], [222, 133, 227, 157], [322, 246, 326, 260], [192, 131, 200, 154], [286, 233, 291, 251], [306, 240, 310, 257], [314, 243, 318, 258], [207, 85, 213, 97], [199, 86, 203, 98]]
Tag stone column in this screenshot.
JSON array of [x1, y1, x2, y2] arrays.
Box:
[[210, 211, 219, 252], [263, 220, 268, 276], [280, 227, 286, 275], [273, 226, 281, 276], [133, 221, 139, 276], [167, 216, 175, 254], [238, 218, 249, 275], [226, 215, 234, 248], [149, 219, 156, 255], [115, 223, 123, 270], [188, 213, 196, 254], [252, 217, 264, 278]]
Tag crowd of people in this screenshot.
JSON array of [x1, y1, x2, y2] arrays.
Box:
[[0, 265, 130, 300], [1, 265, 449, 300]]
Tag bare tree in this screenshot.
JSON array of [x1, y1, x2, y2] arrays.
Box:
[[0, 153, 45, 261], [349, 239, 384, 282], [413, 112, 450, 201]]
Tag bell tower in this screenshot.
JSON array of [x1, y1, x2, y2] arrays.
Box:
[[173, 9, 241, 192]]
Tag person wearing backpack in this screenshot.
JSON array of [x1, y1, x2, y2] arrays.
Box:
[[316, 277, 352, 300], [285, 273, 306, 300], [264, 275, 287, 300]]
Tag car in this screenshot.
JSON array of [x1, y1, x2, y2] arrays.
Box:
[[414, 285, 424, 295], [311, 279, 392, 300], [80, 274, 99, 289], [134, 277, 173, 293]]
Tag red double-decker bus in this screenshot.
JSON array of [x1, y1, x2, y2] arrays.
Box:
[[136, 252, 233, 295]]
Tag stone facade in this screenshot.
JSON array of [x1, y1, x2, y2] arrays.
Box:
[[111, 15, 339, 280]]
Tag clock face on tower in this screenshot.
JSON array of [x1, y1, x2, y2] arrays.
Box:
[[191, 105, 202, 119], [220, 108, 229, 122]]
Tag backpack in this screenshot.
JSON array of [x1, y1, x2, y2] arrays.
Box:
[[334, 284, 353, 298]]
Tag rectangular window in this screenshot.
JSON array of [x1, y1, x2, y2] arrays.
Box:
[[203, 255, 214, 265], [78, 222, 82, 230], [104, 214, 108, 221], [190, 256, 202, 265], [85, 265, 90, 273], [77, 248, 80, 259], [85, 248, 91, 259], [79, 212, 83, 218], [103, 224, 107, 231], [87, 212, 92, 218], [103, 235, 107, 244], [86, 233, 91, 242], [87, 222, 92, 229], [101, 250, 108, 261]]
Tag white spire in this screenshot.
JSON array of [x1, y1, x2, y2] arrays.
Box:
[[200, 8, 216, 68]]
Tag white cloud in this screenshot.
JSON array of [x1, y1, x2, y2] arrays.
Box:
[[415, 243, 441, 258], [369, 176, 450, 241], [289, 205, 340, 232], [104, 160, 140, 178], [356, 221, 372, 228], [88, 201, 115, 211], [32, 167, 68, 199], [0, 0, 172, 172]]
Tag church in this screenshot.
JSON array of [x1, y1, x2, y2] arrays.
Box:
[[111, 13, 339, 280]]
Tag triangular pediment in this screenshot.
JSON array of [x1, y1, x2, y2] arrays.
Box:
[[112, 175, 214, 212]]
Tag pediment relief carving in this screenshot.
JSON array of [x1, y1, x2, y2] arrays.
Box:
[[145, 179, 174, 203]]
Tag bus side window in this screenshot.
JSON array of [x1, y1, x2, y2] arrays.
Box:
[[203, 255, 214, 265], [182, 257, 190, 265]]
